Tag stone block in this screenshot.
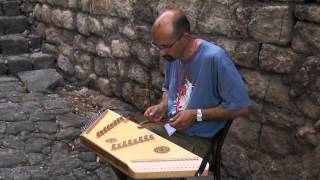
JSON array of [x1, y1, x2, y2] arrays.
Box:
[[229, 117, 261, 149], [7, 55, 32, 75], [96, 41, 111, 57], [295, 5, 320, 24], [94, 57, 107, 76], [0, 58, 7, 74], [198, 0, 236, 36], [0, 35, 28, 55], [2, 1, 21, 16], [259, 44, 301, 74], [41, 43, 59, 55], [18, 69, 63, 92], [90, 0, 110, 15], [28, 34, 41, 50], [0, 151, 28, 168], [260, 126, 297, 156], [248, 4, 294, 45], [0, 16, 28, 34], [51, 9, 75, 30], [109, 0, 134, 18], [76, 13, 90, 35], [30, 52, 56, 69], [131, 43, 153, 67], [151, 71, 164, 90], [128, 63, 150, 85], [57, 54, 74, 76], [239, 68, 271, 99], [111, 39, 130, 58], [291, 22, 320, 54], [97, 78, 113, 96], [157, 0, 202, 32], [265, 75, 290, 108], [215, 38, 259, 68]]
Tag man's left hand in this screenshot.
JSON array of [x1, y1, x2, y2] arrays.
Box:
[[169, 109, 197, 131]]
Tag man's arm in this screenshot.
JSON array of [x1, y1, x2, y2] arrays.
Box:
[[169, 106, 250, 131]]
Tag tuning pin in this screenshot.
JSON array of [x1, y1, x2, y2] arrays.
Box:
[[138, 136, 143, 142], [144, 135, 148, 140], [128, 139, 132, 145], [122, 141, 127, 147], [96, 131, 101, 138], [103, 127, 108, 133], [133, 139, 138, 144], [117, 143, 122, 148], [111, 144, 116, 150]]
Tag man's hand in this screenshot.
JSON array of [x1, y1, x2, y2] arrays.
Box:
[[169, 109, 197, 131], [144, 104, 166, 122]]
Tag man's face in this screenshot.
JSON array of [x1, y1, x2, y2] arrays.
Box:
[[151, 33, 184, 62]]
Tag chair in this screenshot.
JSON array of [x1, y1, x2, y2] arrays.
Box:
[[196, 119, 234, 180]]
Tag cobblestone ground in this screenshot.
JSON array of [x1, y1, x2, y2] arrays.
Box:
[[0, 75, 143, 180], [0, 75, 214, 180]]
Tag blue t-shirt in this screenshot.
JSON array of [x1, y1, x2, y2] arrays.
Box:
[[162, 39, 251, 138]]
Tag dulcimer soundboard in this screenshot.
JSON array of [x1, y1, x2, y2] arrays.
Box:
[[80, 109, 209, 179]]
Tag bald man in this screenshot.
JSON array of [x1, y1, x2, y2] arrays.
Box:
[[144, 9, 251, 153], [113, 9, 251, 180]]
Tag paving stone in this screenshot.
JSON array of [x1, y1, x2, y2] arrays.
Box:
[[0, 103, 26, 121], [6, 121, 35, 135], [36, 121, 58, 134], [56, 113, 86, 129], [49, 155, 81, 176], [0, 16, 28, 34], [2, 1, 21, 16], [26, 153, 45, 166], [30, 52, 55, 70], [78, 152, 96, 162], [0, 35, 28, 55], [30, 168, 50, 180], [56, 127, 81, 141], [0, 76, 17, 82], [25, 137, 52, 153], [0, 168, 12, 180], [0, 121, 5, 133], [18, 69, 63, 93], [40, 97, 72, 114], [1, 135, 25, 150], [53, 174, 76, 180], [29, 111, 56, 121], [0, 81, 25, 92], [0, 58, 7, 74], [0, 150, 28, 168]]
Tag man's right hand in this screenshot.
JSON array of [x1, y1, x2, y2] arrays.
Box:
[[144, 104, 166, 122]]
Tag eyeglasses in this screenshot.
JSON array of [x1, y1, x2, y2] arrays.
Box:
[[151, 33, 184, 50]]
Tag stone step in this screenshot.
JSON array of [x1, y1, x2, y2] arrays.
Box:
[[1, 0, 21, 16], [0, 15, 28, 35], [0, 52, 56, 75], [0, 33, 41, 55], [0, 34, 28, 54]]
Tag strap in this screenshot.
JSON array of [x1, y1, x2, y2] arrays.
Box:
[[195, 135, 216, 176]]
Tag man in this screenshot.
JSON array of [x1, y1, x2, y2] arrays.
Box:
[[144, 9, 251, 157], [113, 9, 251, 180]]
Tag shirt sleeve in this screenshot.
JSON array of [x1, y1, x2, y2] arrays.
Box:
[[216, 50, 251, 110]]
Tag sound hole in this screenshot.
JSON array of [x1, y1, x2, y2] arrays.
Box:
[[154, 146, 170, 154]]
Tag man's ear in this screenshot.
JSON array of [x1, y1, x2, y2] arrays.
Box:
[[182, 32, 191, 40]]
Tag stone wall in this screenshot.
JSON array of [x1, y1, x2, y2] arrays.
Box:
[[22, 0, 320, 179]]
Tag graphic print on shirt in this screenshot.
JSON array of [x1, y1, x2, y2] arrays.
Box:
[[174, 77, 195, 112]]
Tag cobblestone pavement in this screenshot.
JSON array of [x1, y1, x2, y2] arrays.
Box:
[[0, 75, 215, 180], [0, 75, 135, 180]]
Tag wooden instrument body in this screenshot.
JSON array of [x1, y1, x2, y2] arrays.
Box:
[[80, 109, 209, 179]]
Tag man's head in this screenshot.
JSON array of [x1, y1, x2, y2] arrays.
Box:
[[151, 9, 191, 62]]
